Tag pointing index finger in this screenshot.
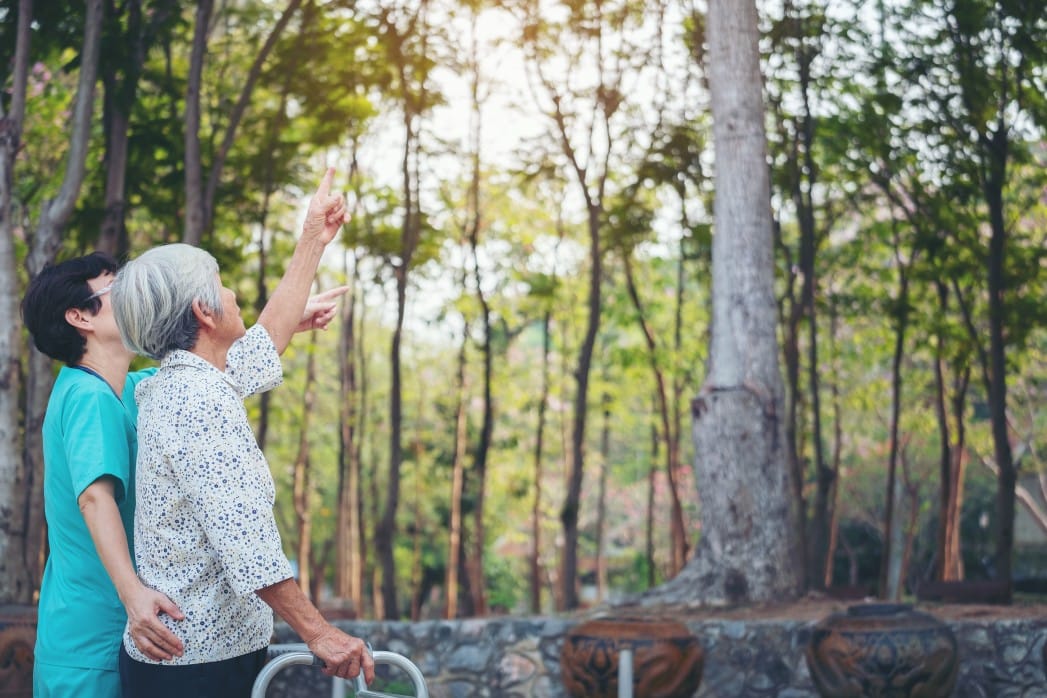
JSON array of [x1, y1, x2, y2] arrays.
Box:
[[316, 167, 336, 198]]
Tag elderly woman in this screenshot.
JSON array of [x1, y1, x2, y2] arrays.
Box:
[[112, 169, 374, 698]]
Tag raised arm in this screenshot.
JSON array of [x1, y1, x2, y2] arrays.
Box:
[[257, 168, 348, 354]]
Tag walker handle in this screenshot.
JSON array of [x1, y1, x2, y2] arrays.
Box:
[[251, 646, 428, 698]]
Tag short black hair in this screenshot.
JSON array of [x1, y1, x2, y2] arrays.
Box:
[[22, 252, 119, 365]]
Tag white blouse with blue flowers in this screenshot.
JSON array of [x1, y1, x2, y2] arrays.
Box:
[[123, 324, 294, 665]]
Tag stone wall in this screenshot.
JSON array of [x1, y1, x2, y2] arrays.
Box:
[[268, 613, 1047, 697]]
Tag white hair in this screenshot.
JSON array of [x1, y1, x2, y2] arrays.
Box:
[[112, 244, 223, 359]]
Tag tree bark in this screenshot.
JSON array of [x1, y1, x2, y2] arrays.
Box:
[[182, 0, 301, 245], [182, 0, 211, 245], [0, 0, 33, 604], [530, 309, 551, 613], [880, 228, 911, 600], [445, 326, 468, 618], [465, 45, 492, 615], [97, 0, 176, 257], [292, 335, 318, 599], [622, 253, 689, 575], [641, 0, 802, 606], [595, 394, 610, 600], [336, 251, 362, 610]]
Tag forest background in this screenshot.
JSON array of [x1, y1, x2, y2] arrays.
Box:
[[0, 0, 1045, 621]]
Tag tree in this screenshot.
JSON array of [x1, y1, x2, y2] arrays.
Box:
[[892, 0, 1047, 593], [512, 0, 669, 610], [182, 0, 302, 245], [372, 0, 440, 619], [646, 0, 802, 606], [19, 0, 104, 601], [95, 0, 178, 257], [0, 0, 33, 603]]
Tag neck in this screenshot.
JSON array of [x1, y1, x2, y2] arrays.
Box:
[[189, 334, 228, 372], [78, 346, 133, 396]]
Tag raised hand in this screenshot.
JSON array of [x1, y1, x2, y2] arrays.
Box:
[[296, 286, 350, 334], [301, 167, 350, 245]]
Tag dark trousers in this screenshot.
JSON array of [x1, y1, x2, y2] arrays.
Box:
[[119, 644, 268, 698]]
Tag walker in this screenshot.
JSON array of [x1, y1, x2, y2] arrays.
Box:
[[251, 642, 429, 698]]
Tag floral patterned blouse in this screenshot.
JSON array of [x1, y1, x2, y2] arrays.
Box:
[[123, 324, 294, 664]]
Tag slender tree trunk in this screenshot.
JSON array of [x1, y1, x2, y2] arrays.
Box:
[[465, 47, 492, 614], [646, 422, 658, 587], [529, 311, 551, 613], [378, 272, 407, 619], [98, 0, 176, 257], [945, 370, 969, 580], [251, 18, 304, 451], [410, 434, 424, 621], [880, 220, 911, 601], [445, 329, 468, 618], [375, 9, 427, 617], [336, 251, 362, 607], [595, 394, 610, 601], [932, 281, 970, 582], [293, 336, 318, 600], [182, 0, 301, 245], [562, 203, 602, 610], [823, 301, 843, 587], [790, 6, 829, 595], [984, 133, 1014, 596], [182, 0, 211, 244], [622, 254, 688, 574], [98, 86, 131, 257], [0, 0, 33, 604]]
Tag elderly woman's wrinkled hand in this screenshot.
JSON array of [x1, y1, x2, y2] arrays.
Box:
[[296, 286, 349, 333], [307, 626, 376, 683], [302, 168, 350, 244]]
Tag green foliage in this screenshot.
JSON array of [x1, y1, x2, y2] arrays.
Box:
[[8, 0, 1047, 613]]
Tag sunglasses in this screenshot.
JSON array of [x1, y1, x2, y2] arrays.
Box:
[[86, 283, 113, 301]]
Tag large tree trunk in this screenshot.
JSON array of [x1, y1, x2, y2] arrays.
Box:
[[642, 0, 802, 606], [0, 0, 33, 604]]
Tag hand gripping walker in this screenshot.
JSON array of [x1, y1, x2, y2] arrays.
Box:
[[251, 643, 428, 698]]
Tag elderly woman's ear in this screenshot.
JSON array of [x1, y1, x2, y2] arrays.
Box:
[[191, 299, 217, 330]]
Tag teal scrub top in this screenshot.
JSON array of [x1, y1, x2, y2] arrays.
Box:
[[34, 367, 155, 673]]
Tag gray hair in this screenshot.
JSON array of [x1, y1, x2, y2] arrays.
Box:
[[112, 244, 223, 360]]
